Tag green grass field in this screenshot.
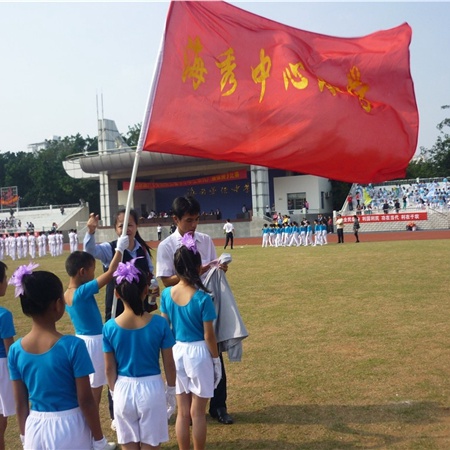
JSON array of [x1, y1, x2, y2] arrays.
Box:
[[2, 239, 450, 449]]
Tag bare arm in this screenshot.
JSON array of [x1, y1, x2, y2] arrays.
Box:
[[161, 347, 176, 387], [161, 312, 170, 324], [3, 337, 14, 355], [104, 352, 118, 393], [12, 380, 29, 436], [160, 275, 179, 287], [76, 376, 103, 441], [204, 321, 219, 359]]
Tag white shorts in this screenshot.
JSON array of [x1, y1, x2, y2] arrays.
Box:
[[0, 358, 15, 416], [173, 340, 214, 398], [76, 334, 106, 388], [114, 374, 169, 446], [24, 407, 91, 450]]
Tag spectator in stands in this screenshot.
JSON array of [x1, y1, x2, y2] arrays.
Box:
[[382, 201, 390, 214], [402, 195, 408, 209], [347, 194, 353, 211], [394, 199, 401, 213]]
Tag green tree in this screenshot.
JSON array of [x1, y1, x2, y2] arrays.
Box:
[[426, 105, 450, 176], [123, 123, 141, 147], [0, 134, 100, 211], [406, 105, 450, 178]]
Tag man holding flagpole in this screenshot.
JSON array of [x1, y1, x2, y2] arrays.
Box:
[[156, 195, 234, 425]]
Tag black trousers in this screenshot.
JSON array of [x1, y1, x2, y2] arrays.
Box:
[[209, 352, 227, 413], [337, 228, 344, 243], [224, 232, 234, 249]]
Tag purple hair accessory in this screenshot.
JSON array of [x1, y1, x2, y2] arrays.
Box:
[[113, 257, 143, 284], [180, 233, 197, 254], [9, 262, 39, 297]]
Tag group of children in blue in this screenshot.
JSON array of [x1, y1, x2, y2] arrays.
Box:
[[0, 202, 223, 450], [261, 219, 330, 247]]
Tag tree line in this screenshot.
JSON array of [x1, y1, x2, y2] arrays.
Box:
[[0, 125, 139, 214]]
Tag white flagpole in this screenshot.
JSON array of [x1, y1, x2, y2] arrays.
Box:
[[111, 22, 167, 319]]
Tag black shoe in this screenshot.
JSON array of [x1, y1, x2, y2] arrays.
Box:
[[210, 407, 233, 424]]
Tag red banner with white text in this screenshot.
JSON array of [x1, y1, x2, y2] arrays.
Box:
[[122, 170, 247, 190], [343, 212, 428, 223]]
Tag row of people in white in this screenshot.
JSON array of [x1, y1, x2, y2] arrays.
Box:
[[0, 231, 75, 261], [68, 230, 79, 253]]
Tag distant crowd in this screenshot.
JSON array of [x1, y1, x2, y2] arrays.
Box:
[[145, 207, 223, 221], [348, 179, 450, 214]]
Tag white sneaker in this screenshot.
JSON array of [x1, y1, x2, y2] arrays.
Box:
[[105, 443, 117, 450], [110, 419, 116, 431]]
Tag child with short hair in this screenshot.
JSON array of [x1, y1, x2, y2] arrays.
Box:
[[0, 262, 15, 450], [160, 233, 222, 450], [64, 236, 129, 407], [7, 263, 114, 450], [103, 259, 176, 449]]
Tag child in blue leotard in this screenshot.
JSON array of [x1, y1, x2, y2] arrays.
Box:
[[103, 259, 176, 449], [0, 261, 15, 450], [160, 233, 222, 450], [64, 235, 128, 408], [7, 263, 114, 450]]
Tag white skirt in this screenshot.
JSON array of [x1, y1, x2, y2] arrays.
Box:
[[114, 374, 169, 446], [24, 407, 91, 450]]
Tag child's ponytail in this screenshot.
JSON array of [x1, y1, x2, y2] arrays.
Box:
[[174, 234, 210, 293], [114, 259, 148, 316]]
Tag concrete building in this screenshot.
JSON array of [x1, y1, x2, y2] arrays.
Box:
[[63, 119, 333, 235]]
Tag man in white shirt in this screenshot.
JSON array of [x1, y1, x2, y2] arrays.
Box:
[[223, 219, 234, 250], [156, 196, 234, 425]]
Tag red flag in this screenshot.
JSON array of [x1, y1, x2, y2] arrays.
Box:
[[143, 1, 418, 183]]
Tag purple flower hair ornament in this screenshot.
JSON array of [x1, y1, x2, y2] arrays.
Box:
[[113, 257, 143, 285], [180, 233, 198, 254], [8, 262, 39, 298]]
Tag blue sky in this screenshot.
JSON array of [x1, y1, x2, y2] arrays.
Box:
[[0, 1, 449, 156]]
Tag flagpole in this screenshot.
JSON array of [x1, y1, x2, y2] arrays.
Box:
[[111, 22, 167, 319]]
